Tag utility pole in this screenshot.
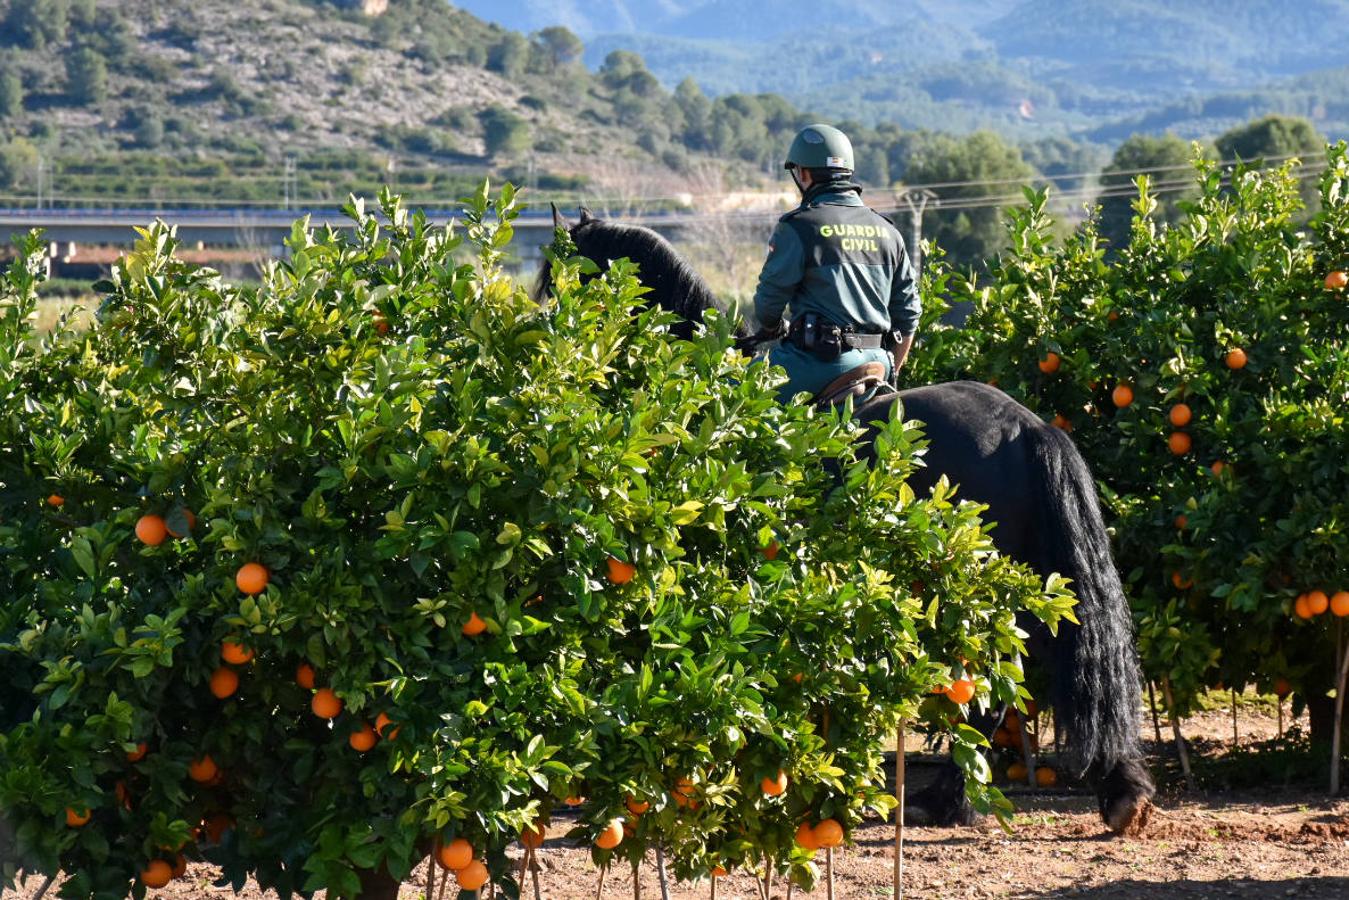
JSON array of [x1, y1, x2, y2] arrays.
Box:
[[896, 188, 937, 278], [283, 155, 297, 210]]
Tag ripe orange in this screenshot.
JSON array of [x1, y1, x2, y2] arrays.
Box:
[[1326, 270, 1348, 291], [170, 854, 187, 879], [140, 860, 173, 889], [564, 795, 585, 807], [761, 541, 780, 561], [1169, 403, 1192, 427], [349, 722, 378, 752], [595, 817, 625, 849], [1035, 766, 1058, 787], [625, 795, 650, 815], [457, 860, 489, 891], [462, 611, 487, 636], [221, 640, 254, 665], [1051, 414, 1072, 432], [944, 679, 976, 705], [1111, 384, 1134, 408], [606, 556, 636, 584], [711, 865, 728, 878], [47, 493, 65, 507], [373, 313, 390, 335], [114, 781, 130, 809], [166, 509, 196, 538], [375, 711, 399, 740], [127, 742, 148, 762], [202, 813, 233, 843], [992, 727, 1017, 748], [235, 562, 269, 595], [188, 755, 218, 783], [672, 776, 698, 808], [437, 837, 474, 870], [311, 687, 343, 719], [1274, 677, 1292, 698], [1174, 514, 1188, 530], [813, 818, 844, 848], [1171, 571, 1193, 591], [1225, 348, 1248, 370], [795, 821, 820, 850], [209, 667, 239, 699], [1038, 352, 1061, 374], [1007, 761, 1029, 782], [521, 824, 546, 849], [1307, 590, 1330, 616], [1210, 460, 1228, 476], [1168, 432, 1192, 456], [295, 662, 316, 690], [135, 514, 169, 546], [761, 770, 788, 797], [1331, 592, 1349, 617], [1294, 594, 1312, 619], [66, 806, 91, 827], [1024, 698, 1038, 717]]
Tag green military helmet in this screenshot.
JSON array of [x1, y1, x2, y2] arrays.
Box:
[[784, 124, 854, 172]]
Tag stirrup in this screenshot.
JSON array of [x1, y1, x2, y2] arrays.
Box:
[[812, 362, 887, 409]]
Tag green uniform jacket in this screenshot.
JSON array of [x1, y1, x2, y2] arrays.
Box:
[[752, 182, 920, 402], [753, 183, 920, 337]]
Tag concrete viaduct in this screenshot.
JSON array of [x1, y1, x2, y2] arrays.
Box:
[[1, 206, 786, 275]]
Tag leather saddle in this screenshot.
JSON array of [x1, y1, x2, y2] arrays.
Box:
[[812, 362, 888, 409]]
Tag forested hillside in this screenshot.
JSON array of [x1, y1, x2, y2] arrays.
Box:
[[457, 0, 1349, 141]]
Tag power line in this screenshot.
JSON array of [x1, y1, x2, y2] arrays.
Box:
[[891, 150, 1328, 195], [910, 165, 1329, 213]]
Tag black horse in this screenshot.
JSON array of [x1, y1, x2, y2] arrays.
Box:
[[537, 208, 1155, 834]]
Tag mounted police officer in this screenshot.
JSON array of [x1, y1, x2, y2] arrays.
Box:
[[753, 124, 919, 403]]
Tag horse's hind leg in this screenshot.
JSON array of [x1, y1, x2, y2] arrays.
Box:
[[903, 758, 981, 826], [1095, 757, 1155, 835]]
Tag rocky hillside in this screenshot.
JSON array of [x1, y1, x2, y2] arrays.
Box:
[[0, 0, 744, 205]]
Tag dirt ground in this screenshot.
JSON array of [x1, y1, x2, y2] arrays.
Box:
[[9, 699, 1349, 899]]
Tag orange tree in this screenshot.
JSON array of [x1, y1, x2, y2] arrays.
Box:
[[909, 144, 1349, 729], [0, 185, 1071, 899]]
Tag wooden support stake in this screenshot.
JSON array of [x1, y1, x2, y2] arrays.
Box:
[[894, 722, 906, 900], [826, 847, 835, 900], [597, 864, 609, 900], [1016, 708, 1038, 788], [633, 857, 641, 900], [765, 862, 773, 900], [437, 860, 452, 900], [1148, 680, 1164, 745], [427, 853, 436, 900], [1278, 697, 1284, 741], [710, 871, 717, 900], [519, 847, 534, 893], [1162, 676, 1195, 791], [1329, 636, 1349, 795], [34, 877, 54, 900], [531, 853, 543, 900], [1231, 687, 1239, 750]]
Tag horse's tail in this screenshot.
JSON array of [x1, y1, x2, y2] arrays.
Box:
[[1023, 422, 1147, 787]]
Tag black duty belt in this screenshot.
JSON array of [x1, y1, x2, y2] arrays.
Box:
[[786, 314, 885, 360]]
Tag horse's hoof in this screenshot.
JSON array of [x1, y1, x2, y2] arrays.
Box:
[[1105, 793, 1153, 836]]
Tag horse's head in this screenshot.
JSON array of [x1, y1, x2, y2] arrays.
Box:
[[533, 205, 745, 340]]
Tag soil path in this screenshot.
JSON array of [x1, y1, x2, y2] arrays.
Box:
[[10, 703, 1349, 898]]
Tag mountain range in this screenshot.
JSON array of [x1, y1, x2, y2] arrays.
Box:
[[451, 0, 1349, 141]]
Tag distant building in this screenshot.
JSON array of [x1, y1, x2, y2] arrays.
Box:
[[336, 0, 389, 15]]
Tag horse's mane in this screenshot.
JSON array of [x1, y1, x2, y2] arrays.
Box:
[[534, 214, 745, 340]]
